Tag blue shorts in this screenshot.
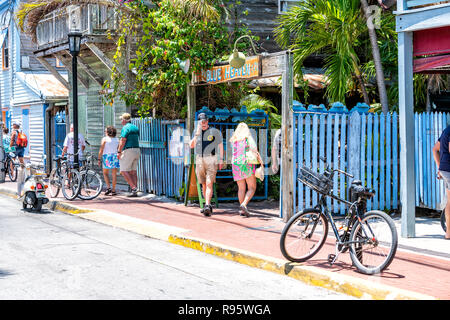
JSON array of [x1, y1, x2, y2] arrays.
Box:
[[15, 147, 25, 158]]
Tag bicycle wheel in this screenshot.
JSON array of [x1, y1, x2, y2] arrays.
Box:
[[441, 209, 447, 232], [48, 168, 60, 198], [78, 170, 103, 200], [349, 210, 398, 275], [280, 209, 329, 262], [8, 160, 17, 182], [61, 169, 81, 201]]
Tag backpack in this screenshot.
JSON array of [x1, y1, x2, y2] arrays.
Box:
[[16, 131, 28, 148]]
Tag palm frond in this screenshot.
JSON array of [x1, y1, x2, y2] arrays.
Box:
[[167, 0, 221, 22]]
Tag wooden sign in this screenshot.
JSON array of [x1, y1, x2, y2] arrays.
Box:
[[193, 56, 261, 85]]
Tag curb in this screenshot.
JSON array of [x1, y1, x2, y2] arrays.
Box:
[[0, 186, 438, 300]]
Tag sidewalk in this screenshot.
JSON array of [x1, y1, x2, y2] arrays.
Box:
[[1, 180, 449, 300]]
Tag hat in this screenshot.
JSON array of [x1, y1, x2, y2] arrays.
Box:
[[120, 113, 131, 121], [198, 113, 208, 121], [12, 122, 20, 127]]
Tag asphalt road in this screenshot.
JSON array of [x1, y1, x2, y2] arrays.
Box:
[[0, 194, 352, 300]]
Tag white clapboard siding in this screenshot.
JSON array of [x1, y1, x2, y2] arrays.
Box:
[[29, 104, 45, 165]]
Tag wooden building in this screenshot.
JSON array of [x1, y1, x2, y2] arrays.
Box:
[[395, 0, 450, 237], [1, 0, 68, 167]]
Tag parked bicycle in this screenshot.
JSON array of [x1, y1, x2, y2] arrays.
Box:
[[77, 140, 103, 200], [1, 151, 18, 181], [48, 144, 82, 200], [49, 143, 103, 201], [280, 157, 398, 275]]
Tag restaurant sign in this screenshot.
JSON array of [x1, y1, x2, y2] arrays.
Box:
[[193, 56, 261, 85]]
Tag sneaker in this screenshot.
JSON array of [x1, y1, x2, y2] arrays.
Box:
[[105, 188, 112, 196], [240, 205, 250, 217], [126, 188, 138, 197], [203, 205, 212, 217]]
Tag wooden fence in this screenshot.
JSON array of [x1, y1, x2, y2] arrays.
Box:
[[293, 111, 399, 215], [132, 118, 185, 199]]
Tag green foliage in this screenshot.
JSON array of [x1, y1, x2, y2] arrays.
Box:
[[240, 93, 281, 129], [104, 0, 255, 119], [274, 0, 367, 104]]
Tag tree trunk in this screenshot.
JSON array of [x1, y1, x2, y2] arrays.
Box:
[[352, 57, 371, 105], [355, 71, 371, 105], [360, 0, 389, 114]]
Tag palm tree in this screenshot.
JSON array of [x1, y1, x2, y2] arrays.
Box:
[[274, 0, 370, 104], [167, 0, 224, 22], [360, 0, 389, 114]]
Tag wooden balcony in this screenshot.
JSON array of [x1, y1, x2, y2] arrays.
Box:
[[35, 4, 118, 51], [396, 0, 450, 32], [403, 0, 450, 10]]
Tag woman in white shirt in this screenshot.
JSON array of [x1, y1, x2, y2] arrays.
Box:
[[98, 126, 120, 196]]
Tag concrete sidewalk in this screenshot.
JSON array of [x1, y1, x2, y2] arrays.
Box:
[[1, 181, 449, 300]]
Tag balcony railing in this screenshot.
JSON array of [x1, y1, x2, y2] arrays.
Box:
[[35, 3, 118, 49], [404, 0, 450, 10]]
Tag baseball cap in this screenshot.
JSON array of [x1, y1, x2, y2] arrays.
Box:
[[120, 113, 131, 121], [198, 113, 208, 121]]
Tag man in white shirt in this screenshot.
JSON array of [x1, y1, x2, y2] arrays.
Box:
[[62, 124, 86, 165]]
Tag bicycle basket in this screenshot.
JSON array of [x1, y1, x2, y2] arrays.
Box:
[[297, 166, 332, 195]]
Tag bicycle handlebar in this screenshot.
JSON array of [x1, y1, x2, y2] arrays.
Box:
[[318, 156, 354, 178]]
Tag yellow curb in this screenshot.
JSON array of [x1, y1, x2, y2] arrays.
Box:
[[48, 201, 94, 215], [75, 210, 189, 240], [0, 188, 18, 199], [168, 234, 437, 301]]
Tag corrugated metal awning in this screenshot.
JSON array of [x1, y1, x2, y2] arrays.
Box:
[[16, 72, 69, 99]]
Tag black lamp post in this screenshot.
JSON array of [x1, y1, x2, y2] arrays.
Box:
[[68, 32, 82, 168]]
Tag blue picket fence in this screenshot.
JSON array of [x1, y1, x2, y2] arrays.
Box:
[[132, 118, 185, 198], [414, 112, 449, 210], [293, 110, 400, 215]]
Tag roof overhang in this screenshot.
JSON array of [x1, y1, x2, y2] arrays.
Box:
[[395, 3, 450, 33]]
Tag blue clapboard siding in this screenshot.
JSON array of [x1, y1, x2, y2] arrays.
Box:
[[293, 111, 400, 215], [414, 112, 450, 210], [132, 118, 185, 198]]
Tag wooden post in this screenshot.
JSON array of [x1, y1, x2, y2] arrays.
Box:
[[187, 84, 196, 136], [348, 111, 361, 180], [36, 57, 70, 89], [398, 30, 416, 237], [281, 51, 294, 222]]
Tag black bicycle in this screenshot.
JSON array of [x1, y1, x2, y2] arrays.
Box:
[[48, 145, 82, 200], [280, 157, 398, 275], [77, 141, 103, 200], [1, 151, 18, 181]]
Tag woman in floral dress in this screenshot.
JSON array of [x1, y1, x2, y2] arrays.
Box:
[[98, 126, 120, 196], [230, 123, 263, 217]]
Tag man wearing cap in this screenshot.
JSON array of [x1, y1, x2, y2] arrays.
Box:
[[117, 113, 140, 197], [189, 113, 224, 216]]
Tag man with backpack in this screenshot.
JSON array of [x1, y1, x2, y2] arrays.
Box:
[[10, 122, 27, 165]]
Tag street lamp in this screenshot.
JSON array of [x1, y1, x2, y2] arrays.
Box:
[[228, 35, 258, 69], [68, 31, 82, 168]]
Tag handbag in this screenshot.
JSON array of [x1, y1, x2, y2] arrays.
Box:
[[255, 166, 264, 181], [245, 138, 259, 164]]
